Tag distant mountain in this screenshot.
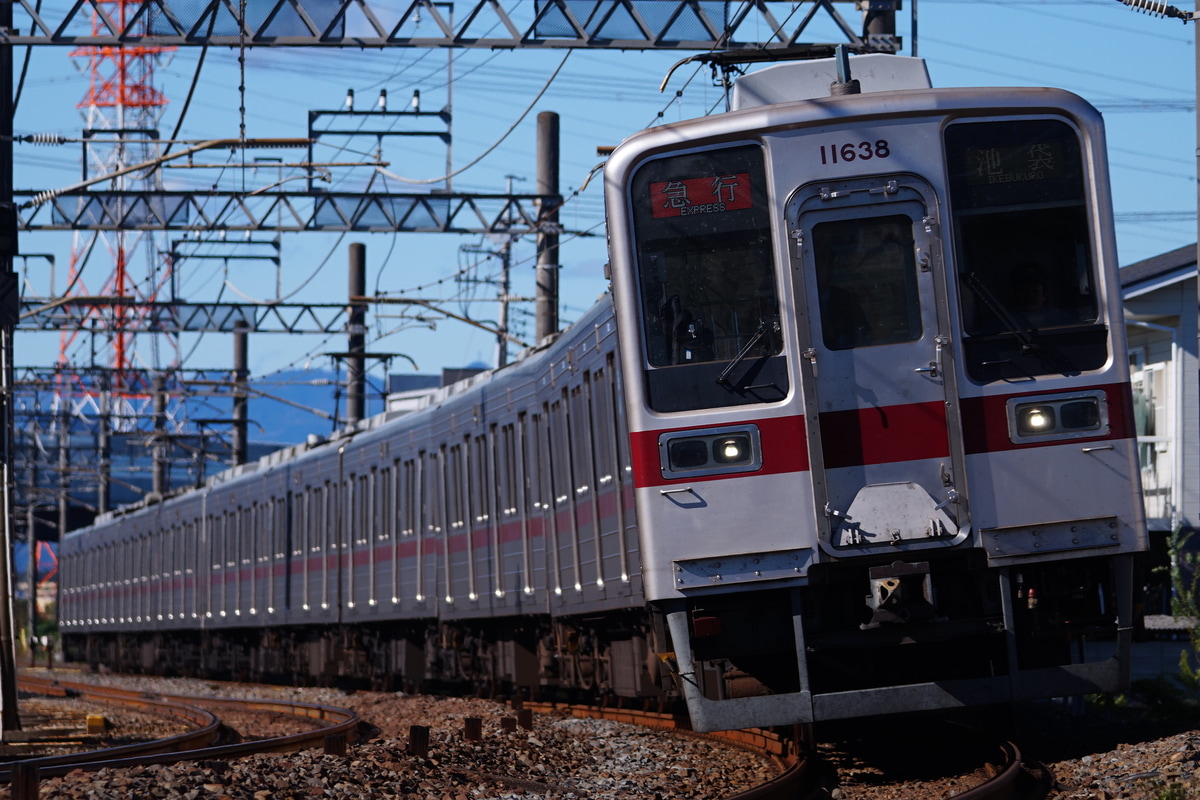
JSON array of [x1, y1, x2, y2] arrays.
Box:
[[246, 364, 488, 446], [248, 367, 387, 446]]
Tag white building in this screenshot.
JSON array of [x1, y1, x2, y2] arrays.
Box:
[[1121, 245, 1200, 623], [1121, 243, 1199, 538]]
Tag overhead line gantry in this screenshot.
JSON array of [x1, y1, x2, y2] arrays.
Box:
[[4, 0, 900, 52]]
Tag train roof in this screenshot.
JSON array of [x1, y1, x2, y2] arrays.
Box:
[[730, 54, 932, 109], [77, 294, 616, 527]]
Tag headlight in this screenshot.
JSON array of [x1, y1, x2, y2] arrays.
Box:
[[713, 435, 752, 464], [1017, 405, 1055, 436], [1007, 391, 1108, 443], [659, 425, 762, 478]]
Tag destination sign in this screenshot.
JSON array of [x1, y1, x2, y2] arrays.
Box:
[[649, 172, 753, 219], [962, 142, 1066, 186]]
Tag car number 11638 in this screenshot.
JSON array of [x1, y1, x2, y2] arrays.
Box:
[[819, 140, 892, 165]]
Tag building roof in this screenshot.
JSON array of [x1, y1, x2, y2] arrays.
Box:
[[1120, 243, 1196, 292]]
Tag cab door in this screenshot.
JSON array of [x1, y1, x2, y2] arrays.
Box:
[[786, 176, 970, 556]]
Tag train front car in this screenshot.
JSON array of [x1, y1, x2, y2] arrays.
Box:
[[604, 55, 1148, 733]]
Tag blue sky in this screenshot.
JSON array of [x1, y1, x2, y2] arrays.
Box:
[[9, 0, 1197, 417]]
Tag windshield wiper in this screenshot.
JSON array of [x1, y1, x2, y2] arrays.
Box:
[[716, 319, 771, 387], [965, 272, 1039, 355]]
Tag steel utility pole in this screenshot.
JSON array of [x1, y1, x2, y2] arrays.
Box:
[[347, 243, 367, 426], [496, 238, 512, 368], [536, 112, 560, 344], [233, 322, 249, 466], [0, 0, 22, 735]]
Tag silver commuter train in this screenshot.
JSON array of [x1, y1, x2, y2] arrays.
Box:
[[604, 54, 1147, 730], [61, 300, 651, 699], [60, 54, 1147, 733]]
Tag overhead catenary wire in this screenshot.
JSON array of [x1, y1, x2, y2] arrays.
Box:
[[371, 50, 572, 185], [164, 10, 219, 157], [919, 34, 1192, 99], [648, 0, 800, 123], [16, 2, 1193, 410], [356, 0, 514, 91], [12, 0, 42, 114], [223, 232, 347, 305]]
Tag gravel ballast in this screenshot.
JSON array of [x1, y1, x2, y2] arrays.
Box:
[[7, 673, 783, 800], [7, 671, 1200, 799]]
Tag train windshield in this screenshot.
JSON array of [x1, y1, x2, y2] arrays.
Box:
[[812, 214, 921, 351], [945, 118, 1107, 383], [628, 145, 787, 412]]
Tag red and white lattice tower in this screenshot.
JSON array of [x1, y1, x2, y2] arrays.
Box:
[[62, 0, 177, 427]]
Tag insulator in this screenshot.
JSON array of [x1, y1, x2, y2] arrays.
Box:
[[27, 133, 68, 146], [1117, 0, 1191, 20], [31, 190, 58, 206]]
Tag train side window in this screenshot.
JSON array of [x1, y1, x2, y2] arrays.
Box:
[[945, 118, 1107, 383], [252, 503, 263, 565], [213, 512, 224, 571], [499, 424, 517, 517], [401, 459, 417, 537], [301, 491, 312, 563], [447, 443, 465, 531], [471, 434, 489, 525], [570, 383, 593, 498], [610, 355, 633, 482], [380, 466, 393, 542], [322, 482, 334, 555], [276, 497, 286, 561], [427, 450, 444, 537], [627, 144, 787, 412], [591, 367, 617, 492], [526, 414, 543, 513], [550, 396, 574, 512], [245, 505, 254, 569], [359, 474, 371, 546]]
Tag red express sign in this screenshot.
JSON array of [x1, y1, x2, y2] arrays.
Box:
[[650, 172, 753, 218]]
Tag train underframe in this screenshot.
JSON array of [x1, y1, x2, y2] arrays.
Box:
[[662, 551, 1138, 731], [62, 611, 672, 707], [61, 552, 1136, 730]]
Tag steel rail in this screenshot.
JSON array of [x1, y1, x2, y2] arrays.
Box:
[[526, 701, 1027, 800], [13, 679, 1021, 799], [956, 740, 1024, 800], [3, 676, 223, 779], [525, 701, 808, 800], [5, 676, 360, 782]]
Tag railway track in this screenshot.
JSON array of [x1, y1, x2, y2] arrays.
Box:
[[6, 675, 360, 792], [524, 700, 809, 800], [550, 705, 1032, 800], [3, 675, 1030, 800], [810, 720, 1032, 800]]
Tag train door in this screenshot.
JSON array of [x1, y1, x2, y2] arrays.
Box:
[[787, 176, 969, 555]]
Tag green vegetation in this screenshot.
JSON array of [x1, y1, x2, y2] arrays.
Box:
[[35, 601, 56, 638], [1134, 779, 1189, 800], [1092, 529, 1200, 719], [1165, 528, 1200, 706]]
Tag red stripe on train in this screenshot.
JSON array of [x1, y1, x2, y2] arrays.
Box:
[[629, 382, 1135, 488], [959, 382, 1135, 454], [630, 415, 809, 489], [819, 401, 950, 469]]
